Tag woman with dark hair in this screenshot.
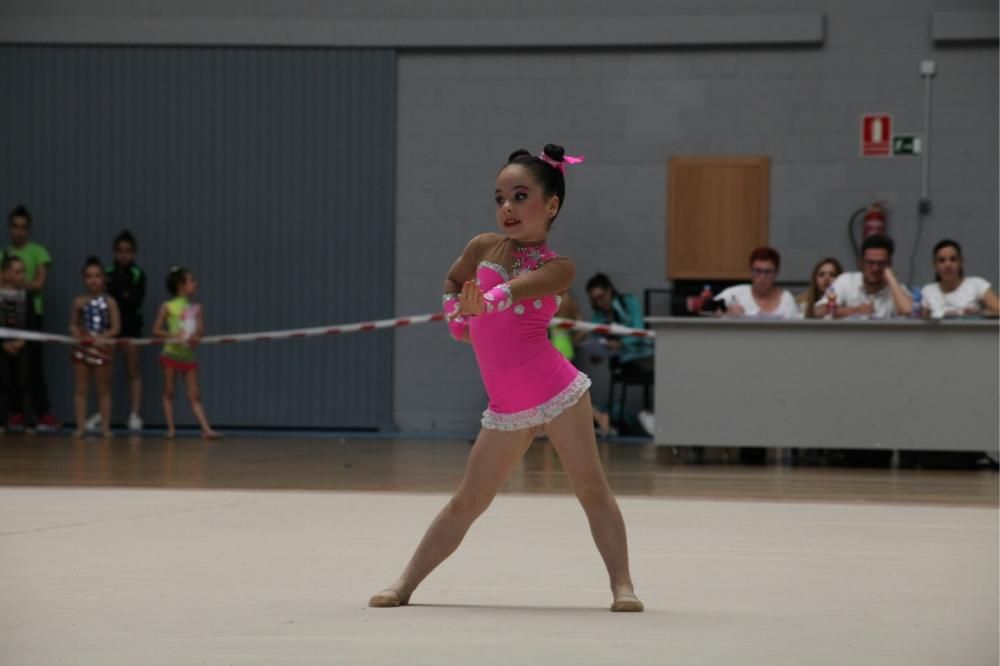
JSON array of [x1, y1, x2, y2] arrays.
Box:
[[796, 257, 843, 318], [714, 247, 800, 319], [920, 240, 998, 318], [585, 272, 653, 370], [585, 272, 655, 435], [369, 145, 643, 612]]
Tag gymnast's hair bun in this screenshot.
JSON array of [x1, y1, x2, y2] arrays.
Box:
[[508, 149, 532, 162], [542, 144, 565, 163]]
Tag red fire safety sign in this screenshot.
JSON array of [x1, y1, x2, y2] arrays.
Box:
[[861, 114, 893, 157]]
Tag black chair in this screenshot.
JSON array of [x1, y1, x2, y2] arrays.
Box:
[[607, 357, 653, 430]]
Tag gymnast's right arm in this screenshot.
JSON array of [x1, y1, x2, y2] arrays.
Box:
[[442, 235, 484, 343]]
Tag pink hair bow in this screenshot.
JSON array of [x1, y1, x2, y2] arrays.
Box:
[[538, 151, 584, 173]]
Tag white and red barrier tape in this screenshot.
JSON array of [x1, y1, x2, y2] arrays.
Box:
[[0, 314, 653, 347]]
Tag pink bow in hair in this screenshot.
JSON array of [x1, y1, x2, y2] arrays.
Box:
[[538, 151, 584, 173]]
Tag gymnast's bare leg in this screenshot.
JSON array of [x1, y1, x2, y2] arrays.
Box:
[[543, 391, 642, 611], [368, 425, 536, 607]]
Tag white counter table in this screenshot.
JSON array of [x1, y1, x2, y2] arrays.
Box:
[[647, 317, 999, 453]]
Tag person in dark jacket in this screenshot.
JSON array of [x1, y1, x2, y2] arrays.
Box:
[[92, 231, 146, 432], [0, 253, 42, 432]]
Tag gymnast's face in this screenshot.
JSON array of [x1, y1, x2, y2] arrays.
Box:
[[494, 165, 560, 244], [180, 274, 198, 297], [114, 240, 136, 267], [2, 261, 24, 288], [83, 265, 105, 295]]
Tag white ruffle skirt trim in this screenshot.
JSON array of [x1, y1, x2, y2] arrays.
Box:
[[480, 371, 592, 431]]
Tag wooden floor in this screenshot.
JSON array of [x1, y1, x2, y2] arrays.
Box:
[[0, 433, 995, 506]]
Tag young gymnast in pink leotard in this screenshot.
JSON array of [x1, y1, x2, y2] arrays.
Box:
[[369, 144, 643, 612]]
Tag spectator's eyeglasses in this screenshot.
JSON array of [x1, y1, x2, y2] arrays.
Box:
[[862, 260, 888, 268], [750, 268, 775, 276]]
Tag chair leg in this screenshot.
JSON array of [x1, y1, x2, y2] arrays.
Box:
[[607, 380, 616, 427], [619, 383, 628, 429]]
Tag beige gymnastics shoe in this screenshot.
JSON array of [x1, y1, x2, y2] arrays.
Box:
[[368, 589, 408, 608], [611, 593, 644, 612]]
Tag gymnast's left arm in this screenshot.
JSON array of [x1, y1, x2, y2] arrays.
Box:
[[509, 258, 575, 303]]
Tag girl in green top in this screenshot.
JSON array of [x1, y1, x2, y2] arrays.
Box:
[[152, 267, 220, 440]]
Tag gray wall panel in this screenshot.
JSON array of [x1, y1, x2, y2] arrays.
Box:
[[393, 2, 999, 431], [0, 45, 395, 429], [2, 1, 996, 436], [932, 11, 1000, 43], [0, 14, 825, 48]]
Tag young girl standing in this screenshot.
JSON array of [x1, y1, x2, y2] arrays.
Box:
[[106, 230, 147, 430], [85, 230, 148, 434], [152, 267, 220, 439], [369, 145, 643, 612], [0, 254, 38, 433], [70, 257, 121, 439]]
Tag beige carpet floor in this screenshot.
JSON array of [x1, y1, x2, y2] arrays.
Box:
[[1, 488, 996, 665]]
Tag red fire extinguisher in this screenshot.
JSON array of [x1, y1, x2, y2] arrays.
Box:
[[863, 203, 887, 238], [849, 202, 889, 256]]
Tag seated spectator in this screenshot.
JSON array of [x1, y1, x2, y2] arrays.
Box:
[[585, 273, 654, 433], [920, 239, 999, 319], [714, 247, 801, 320], [585, 273, 653, 367], [815, 235, 912, 318], [796, 257, 843, 319]]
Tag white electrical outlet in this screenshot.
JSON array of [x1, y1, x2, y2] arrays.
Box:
[[920, 60, 936, 76]]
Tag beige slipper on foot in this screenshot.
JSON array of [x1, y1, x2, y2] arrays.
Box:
[[368, 590, 406, 608], [611, 596, 644, 612]]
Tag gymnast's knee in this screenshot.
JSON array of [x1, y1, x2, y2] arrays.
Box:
[[449, 488, 493, 518], [574, 480, 612, 508]]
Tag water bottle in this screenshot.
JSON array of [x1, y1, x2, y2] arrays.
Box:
[[910, 288, 923, 319], [825, 287, 837, 319], [699, 284, 714, 313]]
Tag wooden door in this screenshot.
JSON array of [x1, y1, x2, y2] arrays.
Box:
[[667, 156, 770, 280]]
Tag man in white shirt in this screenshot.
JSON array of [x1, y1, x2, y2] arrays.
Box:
[[815, 235, 913, 319]]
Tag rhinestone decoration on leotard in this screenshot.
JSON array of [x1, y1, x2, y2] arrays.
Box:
[[481, 372, 592, 431], [483, 282, 513, 314], [510, 244, 555, 277], [83, 296, 111, 335], [443, 294, 466, 323]]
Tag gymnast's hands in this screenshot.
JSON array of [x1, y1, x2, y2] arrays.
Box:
[[459, 280, 486, 316]]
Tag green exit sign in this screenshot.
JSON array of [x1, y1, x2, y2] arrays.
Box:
[[893, 135, 921, 155]]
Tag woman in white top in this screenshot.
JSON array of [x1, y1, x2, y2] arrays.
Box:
[[921, 239, 999, 319], [714, 247, 801, 320], [795, 257, 842, 319]]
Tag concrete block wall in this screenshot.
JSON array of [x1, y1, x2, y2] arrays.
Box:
[[0, 0, 995, 432], [393, 1, 998, 430]]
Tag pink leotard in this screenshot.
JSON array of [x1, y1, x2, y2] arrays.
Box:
[[466, 241, 591, 431]]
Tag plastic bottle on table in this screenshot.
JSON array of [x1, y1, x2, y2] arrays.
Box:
[[699, 284, 714, 313], [825, 287, 838, 319], [910, 288, 923, 319]]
